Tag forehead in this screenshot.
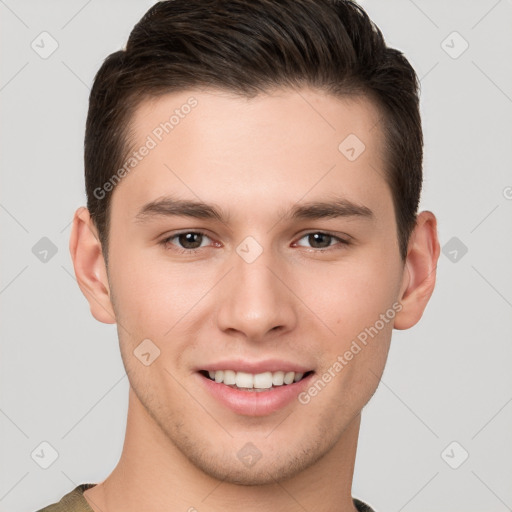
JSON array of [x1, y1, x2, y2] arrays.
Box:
[[111, 87, 391, 224]]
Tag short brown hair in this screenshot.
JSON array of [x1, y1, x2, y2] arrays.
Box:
[[85, 0, 423, 262]]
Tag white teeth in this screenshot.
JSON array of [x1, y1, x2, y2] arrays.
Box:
[[235, 371, 253, 389], [253, 371, 273, 389], [223, 369, 236, 385], [283, 371, 295, 385], [272, 371, 284, 386], [205, 369, 309, 389]]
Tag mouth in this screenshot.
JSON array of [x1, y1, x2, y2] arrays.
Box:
[[198, 369, 314, 392], [195, 360, 316, 415]]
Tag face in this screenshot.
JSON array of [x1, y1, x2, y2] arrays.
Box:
[[101, 87, 407, 484]]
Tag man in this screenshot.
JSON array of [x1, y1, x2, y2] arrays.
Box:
[[37, 0, 440, 511]]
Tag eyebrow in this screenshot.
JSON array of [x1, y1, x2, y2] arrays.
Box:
[[134, 195, 374, 224]]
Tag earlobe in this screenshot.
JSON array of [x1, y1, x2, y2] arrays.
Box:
[[394, 211, 440, 330], [69, 207, 116, 324]]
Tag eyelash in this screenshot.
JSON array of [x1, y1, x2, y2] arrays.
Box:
[[159, 230, 351, 254]]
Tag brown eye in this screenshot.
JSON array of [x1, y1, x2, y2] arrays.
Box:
[[307, 233, 332, 248], [161, 231, 212, 251], [177, 232, 204, 249], [295, 232, 349, 250]]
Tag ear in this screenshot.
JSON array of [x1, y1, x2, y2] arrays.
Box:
[[69, 207, 116, 324], [394, 210, 440, 330]]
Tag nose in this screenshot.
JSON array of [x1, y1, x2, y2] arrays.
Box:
[[215, 246, 298, 342]]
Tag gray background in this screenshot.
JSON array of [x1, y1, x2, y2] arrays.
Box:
[[1, 1, 511, 511]]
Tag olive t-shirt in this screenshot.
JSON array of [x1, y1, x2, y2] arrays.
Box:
[[35, 483, 377, 511]]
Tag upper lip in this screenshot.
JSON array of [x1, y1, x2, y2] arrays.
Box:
[[197, 358, 314, 374]]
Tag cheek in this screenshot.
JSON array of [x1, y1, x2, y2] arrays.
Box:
[[295, 256, 401, 340], [108, 245, 212, 337], [293, 255, 399, 407]]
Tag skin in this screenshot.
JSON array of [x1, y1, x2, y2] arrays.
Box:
[[70, 87, 440, 512]]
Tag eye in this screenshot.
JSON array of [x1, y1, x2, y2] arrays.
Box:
[[294, 232, 350, 250], [160, 231, 214, 252], [159, 230, 349, 254]]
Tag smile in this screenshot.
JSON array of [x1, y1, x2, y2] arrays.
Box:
[[197, 368, 315, 416], [200, 369, 313, 391]]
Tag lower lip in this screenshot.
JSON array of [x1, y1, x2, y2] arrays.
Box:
[[197, 372, 314, 416]]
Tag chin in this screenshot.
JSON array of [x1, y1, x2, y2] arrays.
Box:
[[180, 435, 332, 486]]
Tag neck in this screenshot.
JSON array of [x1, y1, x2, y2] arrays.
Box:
[[84, 387, 361, 512]]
